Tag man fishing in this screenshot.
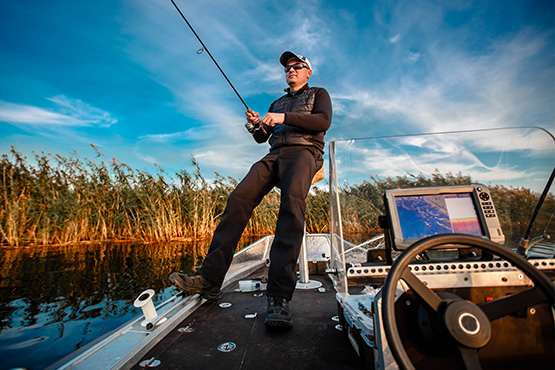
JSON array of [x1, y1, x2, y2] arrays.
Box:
[[170, 51, 332, 328]]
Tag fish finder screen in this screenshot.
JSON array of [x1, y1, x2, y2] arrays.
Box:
[[395, 193, 484, 240]]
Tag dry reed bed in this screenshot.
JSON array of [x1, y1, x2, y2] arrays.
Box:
[[1, 146, 327, 246], [1, 146, 552, 247]]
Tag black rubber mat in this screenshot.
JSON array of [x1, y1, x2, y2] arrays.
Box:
[[131, 274, 363, 370]]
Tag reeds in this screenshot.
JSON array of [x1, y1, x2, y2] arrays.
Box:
[[1, 147, 552, 247], [0, 146, 314, 246]]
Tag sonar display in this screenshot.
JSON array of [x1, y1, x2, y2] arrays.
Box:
[[395, 193, 484, 240]]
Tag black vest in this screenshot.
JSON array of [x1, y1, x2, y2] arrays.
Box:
[[268, 86, 324, 151]]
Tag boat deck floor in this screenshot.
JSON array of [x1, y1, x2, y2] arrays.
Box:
[[131, 270, 363, 370]]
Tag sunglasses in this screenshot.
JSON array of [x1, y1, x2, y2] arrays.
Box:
[[284, 63, 309, 73]]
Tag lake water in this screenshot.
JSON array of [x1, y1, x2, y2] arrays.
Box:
[[0, 238, 258, 370]]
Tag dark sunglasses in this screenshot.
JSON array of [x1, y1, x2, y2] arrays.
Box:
[[284, 63, 309, 73]]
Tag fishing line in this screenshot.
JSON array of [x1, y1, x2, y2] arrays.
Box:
[[169, 0, 250, 111], [543, 208, 554, 234]]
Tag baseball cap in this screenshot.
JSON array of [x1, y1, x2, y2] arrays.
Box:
[[279, 51, 312, 70]]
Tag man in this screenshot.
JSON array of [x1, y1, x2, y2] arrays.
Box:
[[169, 51, 332, 328]]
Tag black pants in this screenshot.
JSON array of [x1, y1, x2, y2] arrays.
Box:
[[197, 146, 322, 300]]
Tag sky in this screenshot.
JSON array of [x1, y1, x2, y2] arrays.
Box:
[[1, 0, 554, 184]]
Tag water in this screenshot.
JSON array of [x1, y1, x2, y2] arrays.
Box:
[[0, 239, 257, 370]]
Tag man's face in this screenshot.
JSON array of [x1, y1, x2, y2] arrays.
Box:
[[285, 58, 312, 89]]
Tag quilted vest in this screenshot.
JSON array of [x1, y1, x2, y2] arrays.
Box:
[[268, 87, 325, 151]]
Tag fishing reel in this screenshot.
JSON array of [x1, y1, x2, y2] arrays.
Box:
[[245, 121, 257, 132], [245, 121, 266, 134]]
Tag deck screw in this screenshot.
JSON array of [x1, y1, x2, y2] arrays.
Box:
[[217, 342, 237, 352], [139, 357, 161, 367], [178, 326, 194, 333]]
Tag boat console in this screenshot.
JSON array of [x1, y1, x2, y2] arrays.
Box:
[[335, 183, 555, 370]]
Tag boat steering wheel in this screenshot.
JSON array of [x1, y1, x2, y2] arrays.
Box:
[[382, 234, 555, 370]]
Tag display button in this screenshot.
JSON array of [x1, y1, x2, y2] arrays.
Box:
[[479, 192, 490, 201]]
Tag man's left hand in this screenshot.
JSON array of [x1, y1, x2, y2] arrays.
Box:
[[260, 113, 285, 127]]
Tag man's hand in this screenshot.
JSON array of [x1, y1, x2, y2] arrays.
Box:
[[260, 113, 285, 127], [246, 110, 260, 124]]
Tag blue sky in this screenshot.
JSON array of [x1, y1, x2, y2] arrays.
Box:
[[1, 0, 554, 182]]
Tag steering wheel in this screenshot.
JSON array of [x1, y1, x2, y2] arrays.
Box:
[[382, 234, 555, 370]]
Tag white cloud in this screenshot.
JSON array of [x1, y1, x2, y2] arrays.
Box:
[[71, 0, 554, 182], [406, 50, 423, 63], [331, 126, 554, 192], [389, 34, 402, 43], [331, 27, 554, 139], [47, 95, 117, 127], [0, 96, 117, 127], [0, 101, 77, 126]]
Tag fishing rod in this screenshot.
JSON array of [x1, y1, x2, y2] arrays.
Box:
[[516, 165, 555, 255], [169, 0, 265, 133], [169, 0, 252, 113]]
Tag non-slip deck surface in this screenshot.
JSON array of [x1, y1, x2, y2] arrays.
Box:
[[131, 274, 363, 370]]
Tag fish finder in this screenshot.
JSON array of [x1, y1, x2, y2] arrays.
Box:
[[383, 184, 505, 250]]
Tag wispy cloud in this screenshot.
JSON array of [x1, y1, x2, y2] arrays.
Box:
[[332, 126, 553, 192], [2, 0, 552, 183], [389, 34, 401, 43], [47, 96, 117, 127], [405, 50, 423, 63], [330, 27, 554, 139], [0, 101, 76, 126], [0, 96, 117, 127]]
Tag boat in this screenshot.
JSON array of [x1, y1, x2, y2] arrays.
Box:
[[47, 127, 555, 370]]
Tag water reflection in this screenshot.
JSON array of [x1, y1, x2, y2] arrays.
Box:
[[0, 238, 257, 370]]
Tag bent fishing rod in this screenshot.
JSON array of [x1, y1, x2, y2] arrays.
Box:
[[169, 0, 264, 134]]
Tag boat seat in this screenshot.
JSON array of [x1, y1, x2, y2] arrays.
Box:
[[311, 166, 325, 185], [275, 166, 325, 189]]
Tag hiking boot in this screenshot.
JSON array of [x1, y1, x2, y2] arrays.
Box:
[[169, 272, 220, 301], [265, 296, 293, 328]]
